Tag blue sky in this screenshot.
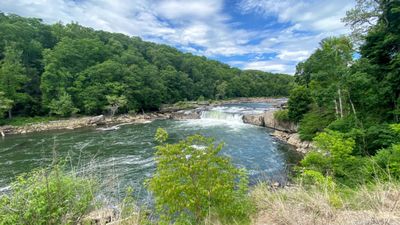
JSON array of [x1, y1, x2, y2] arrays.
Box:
[[0, 0, 354, 74]]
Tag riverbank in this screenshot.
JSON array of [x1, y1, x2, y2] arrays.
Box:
[[0, 97, 286, 136], [243, 110, 313, 153]]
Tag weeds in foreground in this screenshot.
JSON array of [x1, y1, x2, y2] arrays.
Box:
[[251, 180, 400, 225]]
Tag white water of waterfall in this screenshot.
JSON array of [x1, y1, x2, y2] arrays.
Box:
[[200, 110, 244, 123], [178, 103, 270, 129]]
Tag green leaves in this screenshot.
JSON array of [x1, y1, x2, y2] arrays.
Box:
[[288, 86, 312, 122], [148, 130, 252, 224], [0, 43, 29, 118], [0, 165, 96, 225], [0, 92, 13, 118], [48, 91, 79, 117], [154, 128, 168, 144]]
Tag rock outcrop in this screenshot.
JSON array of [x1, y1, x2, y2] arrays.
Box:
[[88, 115, 105, 125], [271, 130, 313, 154], [262, 110, 297, 133], [242, 114, 264, 126], [243, 110, 312, 153], [0, 113, 171, 136], [170, 109, 201, 120]]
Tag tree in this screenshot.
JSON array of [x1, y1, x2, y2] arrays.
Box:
[[106, 95, 127, 116], [288, 86, 312, 122], [359, 0, 400, 122], [215, 81, 228, 99], [48, 91, 79, 117], [0, 43, 28, 118], [0, 13, 294, 120], [0, 92, 13, 118], [342, 0, 383, 45], [148, 130, 252, 223]]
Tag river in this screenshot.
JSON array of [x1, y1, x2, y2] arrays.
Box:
[[0, 102, 301, 199]]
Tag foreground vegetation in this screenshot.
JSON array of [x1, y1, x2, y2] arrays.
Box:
[[1, 123, 399, 224], [252, 180, 400, 225]]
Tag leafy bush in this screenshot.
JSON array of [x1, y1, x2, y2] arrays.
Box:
[[0, 92, 13, 118], [148, 130, 253, 224], [49, 92, 79, 117], [287, 86, 312, 122], [300, 130, 369, 185], [298, 108, 335, 141], [273, 109, 290, 122], [0, 165, 96, 225], [302, 170, 336, 186], [371, 124, 400, 180], [372, 144, 400, 180]]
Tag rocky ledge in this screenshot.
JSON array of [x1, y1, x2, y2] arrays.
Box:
[[243, 110, 313, 153], [0, 110, 203, 136]]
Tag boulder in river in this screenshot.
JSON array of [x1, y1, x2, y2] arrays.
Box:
[[242, 114, 265, 126], [88, 115, 105, 125], [170, 110, 201, 120]]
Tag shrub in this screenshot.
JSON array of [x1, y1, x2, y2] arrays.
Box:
[[300, 130, 370, 185], [49, 92, 79, 117], [273, 109, 290, 122], [372, 144, 400, 180], [148, 130, 253, 224], [287, 86, 312, 122], [298, 108, 335, 141], [0, 165, 96, 225], [197, 95, 205, 102], [371, 123, 400, 180]]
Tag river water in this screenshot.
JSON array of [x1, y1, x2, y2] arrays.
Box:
[[0, 102, 301, 198]]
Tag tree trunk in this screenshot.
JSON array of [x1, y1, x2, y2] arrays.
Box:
[[338, 88, 343, 118], [8, 109, 12, 119], [334, 99, 339, 119], [349, 97, 357, 119]]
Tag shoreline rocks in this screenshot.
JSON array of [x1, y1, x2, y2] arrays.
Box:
[[0, 113, 171, 136], [243, 109, 312, 153]]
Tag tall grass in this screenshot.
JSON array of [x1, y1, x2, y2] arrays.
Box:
[[251, 180, 400, 225]]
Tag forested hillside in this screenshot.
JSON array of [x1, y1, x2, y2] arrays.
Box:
[[286, 0, 400, 185], [0, 13, 293, 119]]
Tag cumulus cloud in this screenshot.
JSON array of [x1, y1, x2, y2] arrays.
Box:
[[0, 0, 355, 74]]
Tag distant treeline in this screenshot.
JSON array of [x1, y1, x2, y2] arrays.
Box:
[[0, 13, 293, 118]]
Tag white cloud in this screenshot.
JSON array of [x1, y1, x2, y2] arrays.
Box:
[[238, 0, 353, 33], [242, 60, 295, 74], [233, 0, 355, 74], [0, 0, 355, 74], [277, 50, 309, 61]]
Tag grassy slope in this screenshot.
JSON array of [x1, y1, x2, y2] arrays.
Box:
[[251, 182, 400, 225]]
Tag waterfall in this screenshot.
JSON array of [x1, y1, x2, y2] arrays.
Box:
[[200, 109, 244, 123]]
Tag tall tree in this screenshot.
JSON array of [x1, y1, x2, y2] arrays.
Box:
[[0, 43, 28, 118], [0, 92, 13, 118], [359, 0, 400, 121], [342, 0, 384, 45]]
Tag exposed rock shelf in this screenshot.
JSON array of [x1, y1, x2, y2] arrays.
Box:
[[243, 110, 312, 153], [0, 110, 202, 136]]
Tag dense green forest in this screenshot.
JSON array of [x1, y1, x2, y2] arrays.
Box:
[[0, 13, 293, 119], [285, 0, 400, 185]]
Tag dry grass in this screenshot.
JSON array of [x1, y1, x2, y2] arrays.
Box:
[[251, 182, 400, 225]]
